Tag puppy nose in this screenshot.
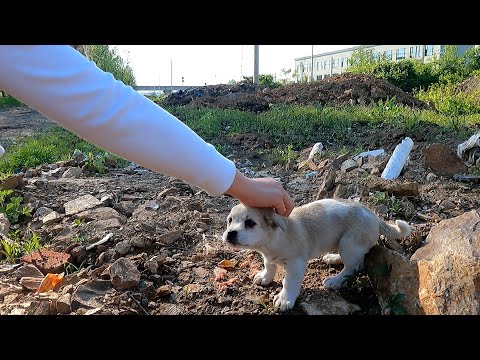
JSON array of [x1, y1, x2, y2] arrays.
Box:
[[226, 231, 237, 244]]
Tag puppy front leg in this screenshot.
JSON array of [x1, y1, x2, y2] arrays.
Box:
[[273, 258, 307, 312], [253, 254, 277, 286]]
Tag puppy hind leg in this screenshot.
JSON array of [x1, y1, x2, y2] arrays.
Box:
[[322, 253, 343, 265], [253, 254, 278, 286], [323, 234, 369, 290]]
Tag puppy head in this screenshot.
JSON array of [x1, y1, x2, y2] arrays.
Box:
[[222, 203, 287, 249]]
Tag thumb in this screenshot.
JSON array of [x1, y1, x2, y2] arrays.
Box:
[[273, 201, 286, 217]]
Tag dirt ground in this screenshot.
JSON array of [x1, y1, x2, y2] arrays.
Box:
[[162, 73, 430, 112], [1, 97, 479, 315]]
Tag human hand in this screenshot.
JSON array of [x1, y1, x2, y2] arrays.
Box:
[[224, 169, 294, 217]]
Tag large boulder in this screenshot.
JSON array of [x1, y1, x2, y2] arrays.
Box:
[[365, 208, 480, 315]]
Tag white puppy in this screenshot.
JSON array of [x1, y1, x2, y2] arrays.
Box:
[[222, 199, 411, 312]]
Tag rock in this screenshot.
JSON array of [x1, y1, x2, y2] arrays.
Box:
[[109, 257, 141, 290], [288, 178, 311, 193], [64, 194, 102, 216], [76, 207, 126, 224], [151, 253, 167, 265], [157, 187, 177, 199], [0, 281, 23, 301], [156, 285, 172, 297], [94, 218, 122, 230], [115, 240, 131, 255], [1, 174, 22, 190], [371, 167, 380, 175], [369, 179, 420, 197], [70, 246, 87, 262], [425, 143, 468, 176], [56, 293, 72, 314], [61, 167, 82, 178], [71, 279, 112, 311], [20, 276, 43, 291], [26, 301, 52, 315], [340, 159, 358, 173], [12, 263, 44, 279], [131, 237, 147, 248], [299, 292, 361, 315], [426, 172, 437, 182], [333, 184, 347, 199], [0, 213, 9, 236], [193, 267, 209, 279], [145, 259, 158, 273], [366, 209, 480, 315], [157, 229, 183, 245], [439, 199, 456, 210], [33, 206, 53, 219], [42, 211, 63, 225], [114, 201, 136, 217], [20, 249, 71, 274]]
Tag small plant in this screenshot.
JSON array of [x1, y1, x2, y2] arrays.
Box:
[[272, 144, 298, 165], [22, 232, 41, 255], [84, 152, 106, 174], [72, 218, 84, 227], [0, 191, 31, 224], [72, 234, 87, 243], [0, 238, 22, 263], [370, 191, 388, 205], [388, 195, 403, 215], [385, 293, 408, 315]]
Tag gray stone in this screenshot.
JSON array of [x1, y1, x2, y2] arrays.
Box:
[[299, 292, 361, 315], [61, 167, 83, 178], [56, 293, 72, 314], [71, 279, 111, 311], [109, 257, 141, 290], [157, 230, 183, 245], [426, 172, 437, 182], [12, 263, 44, 279], [64, 195, 102, 216], [33, 206, 53, 219], [340, 159, 358, 173], [115, 240, 131, 255], [42, 211, 63, 225], [145, 259, 158, 274]]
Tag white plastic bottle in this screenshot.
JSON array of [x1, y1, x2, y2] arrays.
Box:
[[381, 137, 414, 180]]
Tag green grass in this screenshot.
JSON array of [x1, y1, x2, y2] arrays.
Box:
[[0, 125, 129, 176], [166, 103, 480, 153], [0, 95, 22, 107], [2, 102, 479, 178]]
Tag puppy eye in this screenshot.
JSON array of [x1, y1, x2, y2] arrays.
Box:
[[228, 217, 232, 224], [245, 219, 256, 228]]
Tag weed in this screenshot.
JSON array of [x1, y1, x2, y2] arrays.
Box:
[[385, 293, 408, 315], [0, 190, 31, 224], [22, 232, 41, 255], [0, 238, 22, 263]]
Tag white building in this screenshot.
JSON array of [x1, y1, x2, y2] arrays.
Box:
[[294, 45, 475, 82]]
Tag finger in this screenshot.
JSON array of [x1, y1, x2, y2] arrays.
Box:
[[282, 192, 294, 217], [273, 201, 286, 217]]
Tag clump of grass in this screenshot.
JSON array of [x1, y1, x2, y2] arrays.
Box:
[[0, 95, 22, 107]]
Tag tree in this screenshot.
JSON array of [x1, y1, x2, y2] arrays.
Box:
[[70, 45, 136, 87]]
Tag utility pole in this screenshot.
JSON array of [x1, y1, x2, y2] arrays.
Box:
[[311, 45, 314, 82], [254, 45, 259, 84]]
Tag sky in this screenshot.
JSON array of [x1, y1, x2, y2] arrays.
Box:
[[115, 45, 358, 86]]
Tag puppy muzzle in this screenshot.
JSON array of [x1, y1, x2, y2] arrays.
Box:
[[226, 231, 238, 245]]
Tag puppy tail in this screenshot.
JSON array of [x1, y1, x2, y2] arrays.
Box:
[[379, 219, 411, 239]]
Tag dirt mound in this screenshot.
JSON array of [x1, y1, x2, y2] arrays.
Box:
[[455, 76, 480, 101], [162, 74, 429, 112]]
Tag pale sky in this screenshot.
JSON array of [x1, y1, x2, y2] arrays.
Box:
[[115, 45, 357, 86]]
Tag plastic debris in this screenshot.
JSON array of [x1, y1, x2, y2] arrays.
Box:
[[353, 149, 385, 160], [37, 273, 64, 294], [85, 233, 114, 251], [381, 137, 414, 180], [305, 171, 318, 179], [0, 145, 4, 157], [298, 142, 323, 170], [457, 132, 480, 166]]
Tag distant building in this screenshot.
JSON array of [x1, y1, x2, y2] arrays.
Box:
[[294, 45, 475, 82]]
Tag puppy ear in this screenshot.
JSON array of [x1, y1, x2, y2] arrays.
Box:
[[263, 209, 287, 232]]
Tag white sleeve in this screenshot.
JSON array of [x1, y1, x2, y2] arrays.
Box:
[[0, 45, 236, 196]]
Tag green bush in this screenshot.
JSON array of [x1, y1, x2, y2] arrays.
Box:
[[415, 83, 480, 116], [0, 95, 22, 107]]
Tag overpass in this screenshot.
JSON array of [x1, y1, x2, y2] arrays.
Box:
[[134, 85, 201, 94]]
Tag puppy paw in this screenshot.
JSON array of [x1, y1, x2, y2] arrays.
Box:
[[322, 253, 342, 265], [273, 289, 296, 312], [253, 269, 274, 286], [322, 275, 344, 290]]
